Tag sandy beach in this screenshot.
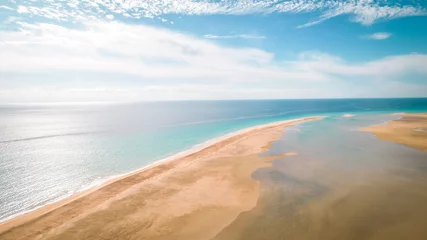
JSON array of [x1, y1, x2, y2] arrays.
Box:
[[363, 113, 427, 152], [0, 116, 322, 240]]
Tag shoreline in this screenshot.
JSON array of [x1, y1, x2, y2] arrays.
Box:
[[0, 116, 323, 237], [363, 113, 427, 152]]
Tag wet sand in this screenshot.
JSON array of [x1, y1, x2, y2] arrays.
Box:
[[212, 113, 427, 240], [363, 113, 427, 152], [213, 168, 427, 240], [0, 117, 322, 240]]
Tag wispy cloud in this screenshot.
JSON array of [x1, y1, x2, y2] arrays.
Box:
[[0, 5, 14, 11], [0, 21, 280, 81], [204, 34, 265, 39], [297, 1, 425, 28], [2, 16, 22, 25], [7, 0, 426, 28], [1, 21, 426, 83], [105, 14, 115, 20], [364, 32, 392, 40]]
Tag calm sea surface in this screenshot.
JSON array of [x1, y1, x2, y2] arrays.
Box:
[[1, 99, 427, 222], [216, 113, 427, 239]]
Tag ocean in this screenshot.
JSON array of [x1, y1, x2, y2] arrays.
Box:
[[1, 98, 427, 222]]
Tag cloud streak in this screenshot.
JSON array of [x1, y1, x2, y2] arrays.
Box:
[[0, 5, 13, 11], [6, 0, 426, 28], [364, 32, 392, 40]]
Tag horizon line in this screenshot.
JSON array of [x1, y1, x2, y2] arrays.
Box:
[[1, 97, 427, 106]]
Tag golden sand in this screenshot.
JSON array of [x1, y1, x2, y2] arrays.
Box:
[[0, 117, 322, 240], [363, 113, 427, 152]]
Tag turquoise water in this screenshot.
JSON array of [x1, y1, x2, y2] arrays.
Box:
[[0, 99, 426, 222]]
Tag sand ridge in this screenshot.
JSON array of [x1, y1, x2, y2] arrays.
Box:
[[0, 116, 322, 240]]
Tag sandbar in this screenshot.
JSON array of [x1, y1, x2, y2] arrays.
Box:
[[363, 113, 427, 152], [0, 116, 322, 240]]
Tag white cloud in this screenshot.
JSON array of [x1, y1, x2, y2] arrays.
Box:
[[0, 21, 426, 102], [204, 34, 266, 39], [297, 1, 425, 28], [9, 0, 426, 28], [105, 14, 114, 20], [2, 16, 22, 25], [364, 32, 392, 40], [0, 21, 300, 82], [0, 5, 14, 11], [292, 51, 427, 77], [15, 5, 80, 21], [1, 21, 426, 80], [16, 5, 29, 14]]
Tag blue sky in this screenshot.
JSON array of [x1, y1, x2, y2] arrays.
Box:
[[0, 0, 427, 102]]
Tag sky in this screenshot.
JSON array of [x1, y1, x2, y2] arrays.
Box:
[[0, 0, 427, 103]]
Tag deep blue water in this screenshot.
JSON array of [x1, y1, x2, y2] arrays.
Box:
[[0, 98, 426, 222]]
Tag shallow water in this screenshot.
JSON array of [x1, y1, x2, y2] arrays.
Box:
[[1, 99, 427, 222], [215, 114, 427, 240]]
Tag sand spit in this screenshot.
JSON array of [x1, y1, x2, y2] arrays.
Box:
[[0, 116, 322, 240], [363, 113, 427, 152]]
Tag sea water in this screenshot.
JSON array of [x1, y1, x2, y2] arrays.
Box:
[[214, 113, 427, 239], [0, 99, 426, 222]]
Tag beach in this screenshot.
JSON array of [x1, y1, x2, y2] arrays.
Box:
[[2, 103, 427, 240], [0, 116, 322, 240], [2, 0, 427, 237], [363, 113, 427, 152], [2, 99, 426, 225]]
